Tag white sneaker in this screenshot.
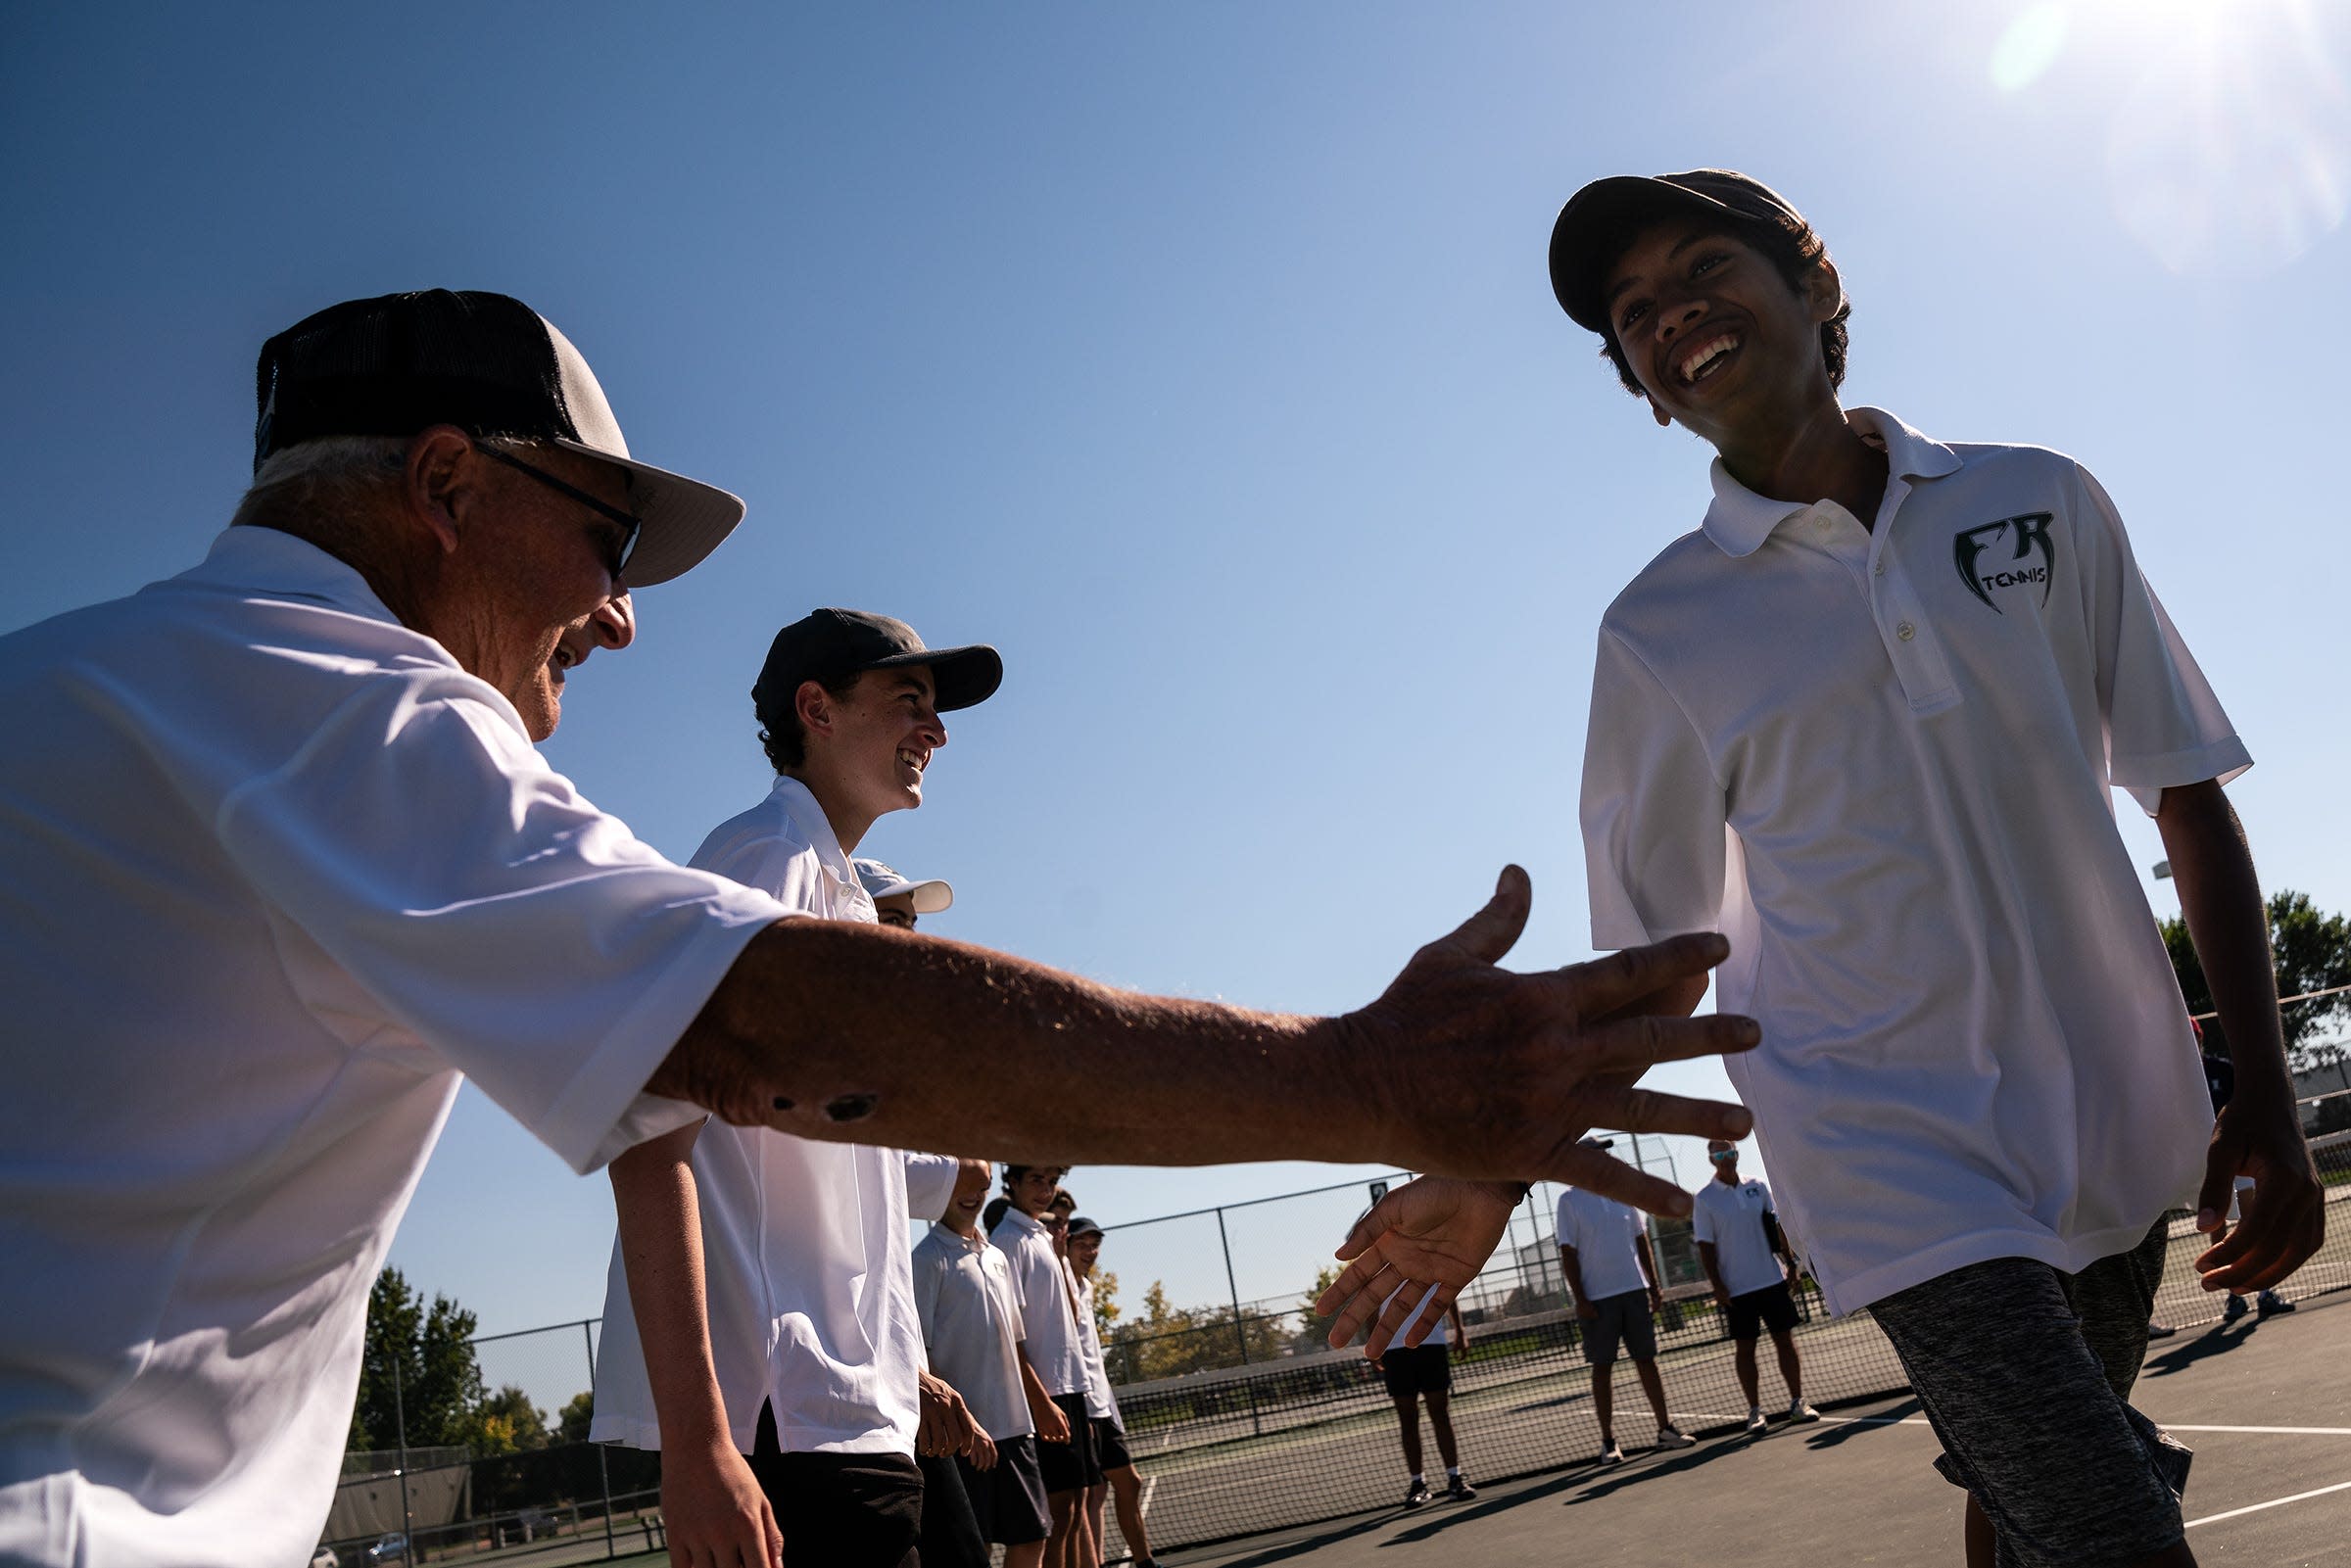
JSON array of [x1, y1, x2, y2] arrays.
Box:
[[1655, 1424, 1696, 1449], [1600, 1441, 1625, 1464], [1745, 1406, 1769, 1433], [1788, 1400, 1820, 1424]]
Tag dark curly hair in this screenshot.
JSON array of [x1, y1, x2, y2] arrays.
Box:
[[756, 670, 864, 774], [1599, 216, 1849, 397]]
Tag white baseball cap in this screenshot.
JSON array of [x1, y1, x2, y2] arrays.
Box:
[[854, 858, 953, 915]]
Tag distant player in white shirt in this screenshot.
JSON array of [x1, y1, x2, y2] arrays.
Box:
[[1375, 1276, 1475, 1509], [994, 1165, 1097, 1568], [1066, 1211, 1165, 1566], [1557, 1140, 1695, 1462], [1691, 1139, 1818, 1432]]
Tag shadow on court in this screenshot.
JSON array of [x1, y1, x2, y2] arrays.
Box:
[[1166, 1290, 2351, 1568]]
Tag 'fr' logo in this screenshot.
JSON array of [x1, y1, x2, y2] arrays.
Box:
[[1953, 513, 2056, 612]]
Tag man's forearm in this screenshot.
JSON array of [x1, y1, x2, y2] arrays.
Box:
[[2159, 784, 2292, 1101], [610, 1125, 732, 1450]]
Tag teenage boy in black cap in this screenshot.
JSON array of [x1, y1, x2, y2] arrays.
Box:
[[1546, 173, 2316, 1566], [993, 1164, 1098, 1568], [594, 608, 1004, 1568], [1327, 172, 2322, 1568], [1064, 1212, 1164, 1565]]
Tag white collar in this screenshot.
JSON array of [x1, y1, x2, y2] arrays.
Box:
[[999, 1206, 1047, 1237], [1700, 406, 1963, 559], [765, 775, 868, 906], [932, 1221, 989, 1254], [184, 525, 411, 629]]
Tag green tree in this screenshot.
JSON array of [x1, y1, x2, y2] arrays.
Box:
[[557, 1391, 596, 1445], [347, 1267, 486, 1450], [1105, 1279, 1289, 1381], [1294, 1264, 1345, 1353], [2162, 890, 2351, 1069], [1089, 1269, 1121, 1341], [463, 1384, 552, 1454]]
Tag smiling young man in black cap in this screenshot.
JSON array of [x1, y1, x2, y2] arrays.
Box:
[[1328, 171, 2321, 1566], [593, 607, 1006, 1568]]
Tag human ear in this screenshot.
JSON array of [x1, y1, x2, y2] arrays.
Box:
[[1805, 257, 1846, 325], [402, 426, 477, 556], [793, 678, 835, 740], [1649, 397, 1672, 428]]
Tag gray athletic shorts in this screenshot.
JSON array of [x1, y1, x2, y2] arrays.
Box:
[[1581, 1289, 1657, 1365], [1868, 1221, 2192, 1568]]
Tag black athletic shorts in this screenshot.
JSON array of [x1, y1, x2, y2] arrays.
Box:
[[1581, 1290, 1656, 1365], [1868, 1222, 2190, 1568], [958, 1434, 1052, 1544], [1092, 1413, 1135, 1472], [747, 1401, 922, 1568], [914, 1450, 988, 1568], [1379, 1343, 1454, 1398], [1035, 1392, 1102, 1495], [1726, 1280, 1801, 1341]]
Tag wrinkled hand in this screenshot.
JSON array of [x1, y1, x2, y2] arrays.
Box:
[[661, 1440, 782, 1568], [918, 1370, 990, 1465], [1334, 868, 1756, 1185], [1317, 1178, 1520, 1356], [2194, 1102, 2325, 1293]]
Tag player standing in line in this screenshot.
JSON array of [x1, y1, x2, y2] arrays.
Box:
[[1558, 1145, 1695, 1463], [593, 608, 1004, 1568], [1065, 1213, 1165, 1565], [914, 1159, 1059, 1568], [995, 1165, 1100, 1568], [1692, 1138, 1818, 1432]]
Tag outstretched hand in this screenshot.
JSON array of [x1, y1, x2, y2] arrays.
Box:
[[1317, 1178, 1521, 1357], [1335, 866, 1757, 1185]]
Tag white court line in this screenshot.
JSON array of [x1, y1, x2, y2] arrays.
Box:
[[1814, 1415, 2351, 1437], [2186, 1478, 2351, 1528], [1138, 1474, 1156, 1519]]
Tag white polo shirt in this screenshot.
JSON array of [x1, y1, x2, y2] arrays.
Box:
[[1555, 1188, 1652, 1302], [1071, 1269, 1124, 1422], [911, 1225, 1035, 1443], [1381, 1282, 1452, 1348], [0, 527, 788, 1568], [1692, 1178, 1788, 1299], [1581, 409, 2244, 1313], [990, 1210, 1089, 1398], [593, 777, 930, 1456]]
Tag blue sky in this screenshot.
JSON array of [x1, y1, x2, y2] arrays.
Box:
[[7, 1, 2348, 1399]]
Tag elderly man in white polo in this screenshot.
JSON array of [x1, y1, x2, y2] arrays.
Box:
[[0, 288, 1759, 1566]]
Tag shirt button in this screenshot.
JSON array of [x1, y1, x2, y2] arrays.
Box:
[[1896, 621, 1916, 641], [1873, 560, 1886, 576]]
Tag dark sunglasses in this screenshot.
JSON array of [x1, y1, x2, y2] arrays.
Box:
[[476, 445, 643, 579]]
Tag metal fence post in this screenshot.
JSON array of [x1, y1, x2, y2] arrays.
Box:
[[1214, 1207, 1264, 1437], [391, 1354, 414, 1559], [585, 1319, 615, 1559]]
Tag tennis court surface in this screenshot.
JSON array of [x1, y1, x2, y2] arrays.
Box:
[[1158, 1288, 2351, 1567]]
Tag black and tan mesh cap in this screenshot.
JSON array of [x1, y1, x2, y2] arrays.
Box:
[[252, 290, 745, 586]]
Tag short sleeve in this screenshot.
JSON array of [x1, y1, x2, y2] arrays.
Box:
[[215, 683, 792, 1174], [1555, 1193, 1575, 1251], [1691, 1194, 1718, 1245], [1581, 627, 1731, 947], [903, 1153, 959, 1223], [2071, 464, 2251, 815], [1756, 1182, 1776, 1213], [911, 1245, 942, 1346]]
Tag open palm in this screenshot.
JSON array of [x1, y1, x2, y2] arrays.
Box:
[[1315, 1178, 1520, 1357]]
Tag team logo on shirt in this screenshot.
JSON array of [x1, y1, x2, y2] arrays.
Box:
[[1953, 512, 2056, 612]]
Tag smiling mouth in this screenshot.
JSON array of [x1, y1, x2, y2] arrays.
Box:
[[1675, 331, 1741, 386], [897, 747, 927, 775]]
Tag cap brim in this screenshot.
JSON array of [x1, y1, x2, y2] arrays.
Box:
[[864, 642, 1004, 712], [1548, 176, 1748, 333], [898, 879, 953, 915], [555, 440, 746, 588]]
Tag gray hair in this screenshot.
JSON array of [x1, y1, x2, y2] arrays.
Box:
[[229, 432, 543, 532]]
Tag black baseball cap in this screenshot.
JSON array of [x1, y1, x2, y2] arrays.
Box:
[[252, 289, 745, 587], [1548, 170, 1815, 334], [1066, 1215, 1105, 1240], [751, 608, 1003, 724]]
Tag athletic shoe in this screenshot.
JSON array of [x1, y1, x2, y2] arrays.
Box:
[[1788, 1400, 1820, 1423], [1445, 1474, 1477, 1501], [1403, 1478, 1430, 1509], [2146, 1320, 2179, 1339], [1655, 1424, 1696, 1449], [1600, 1441, 1626, 1464], [1745, 1407, 1769, 1434], [2223, 1293, 2249, 1323], [2256, 1290, 2295, 1317]]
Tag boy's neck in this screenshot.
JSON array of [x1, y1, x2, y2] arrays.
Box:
[[945, 1213, 981, 1240], [780, 764, 875, 856], [1713, 397, 1888, 531], [1713, 1164, 1740, 1186]]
